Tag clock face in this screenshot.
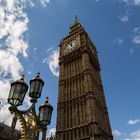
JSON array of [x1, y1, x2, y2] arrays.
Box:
[[64, 39, 78, 53]]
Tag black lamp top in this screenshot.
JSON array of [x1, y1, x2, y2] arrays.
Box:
[[11, 75, 28, 88], [39, 97, 53, 110], [30, 72, 44, 84]]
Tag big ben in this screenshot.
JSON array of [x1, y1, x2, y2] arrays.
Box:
[[56, 17, 113, 140]]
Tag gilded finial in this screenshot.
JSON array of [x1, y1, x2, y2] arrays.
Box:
[[45, 96, 49, 104], [74, 15, 78, 24], [20, 74, 25, 80], [37, 72, 40, 77]]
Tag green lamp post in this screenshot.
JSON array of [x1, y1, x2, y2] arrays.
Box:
[[38, 97, 53, 140], [8, 76, 28, 107], [29, 73, 44, 100], [7, 73, 53, 140]]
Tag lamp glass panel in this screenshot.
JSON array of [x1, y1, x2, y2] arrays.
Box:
[[18, 92, 24, 102], [34, 81, 39, 92], [48, 109, 52, 122], [39, 108, 44, 121], [20, 86, 26, 101], [44, 107, 49, 121], [38, 83, 43, 93], [13, 84, 21, 99], [8, 85, 15, 99], [30, 81, 34, 93]]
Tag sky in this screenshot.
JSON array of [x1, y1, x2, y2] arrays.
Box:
[[0, 0, 140, 139]]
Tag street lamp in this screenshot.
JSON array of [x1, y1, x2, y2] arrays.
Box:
[[29, 73, 44, 100], [38, 97, 53, 127], [7, 73, 53, 140], [8, 76, 28, 107], [38, 97, 53, 140]]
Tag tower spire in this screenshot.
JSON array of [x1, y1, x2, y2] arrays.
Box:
[[69, 16, 82, 33], [74, 15, 78, 24]]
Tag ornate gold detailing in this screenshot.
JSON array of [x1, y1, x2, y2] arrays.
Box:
[[14, 112, 26, 140]]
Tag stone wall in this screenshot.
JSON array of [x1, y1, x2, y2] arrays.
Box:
[[0, 122, 20, 140]]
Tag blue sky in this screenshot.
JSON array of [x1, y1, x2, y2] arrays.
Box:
[[0, 0, 140, 139]]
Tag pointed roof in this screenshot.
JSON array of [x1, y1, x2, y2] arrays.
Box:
[[61, 16, 86, 41], [69, 16, 83, 33], [74, 16, 79, 24], [70, 16, 80, 26]]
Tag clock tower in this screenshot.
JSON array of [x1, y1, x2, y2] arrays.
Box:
[[56, 17, 113, 140]]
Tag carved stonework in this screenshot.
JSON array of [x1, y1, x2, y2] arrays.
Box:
[[56, 18, 113, 140], [0, 122, 20, 140]]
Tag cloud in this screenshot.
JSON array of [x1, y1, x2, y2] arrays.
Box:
[[0, 51, 23, 80], [132, 36, 140, 44], [134, 0, 140, 5], [129, 27, 140, 54], [47, 128, 56, 138], [119, 0, 140, 6], [132, 27, 140, 44], [119, 15, 129, 22], [128, 119, 140, 125], [125, 130, 140, 140], [112, 129, 122, 137], [43, 48, 59, 77], [120, 0, 133, 5], [0, 0, 30, 127], [40, 0, 50, 7], [115, 38, 124, 44], [0, 104, 13, 125], [130, 130, 140, 139], [129, 48, 134, 54], [112, 129, 139, 140], [28, 71, 32, 75], [113, 129, 140, 140], [0, 0, 51, 127], [47, 47, 54, 52]]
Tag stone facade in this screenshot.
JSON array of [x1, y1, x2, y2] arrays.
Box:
[[0, 122, 20, 140], [55, 18, 113, 140]]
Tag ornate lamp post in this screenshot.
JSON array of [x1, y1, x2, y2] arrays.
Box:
[[7, 73, 53, 140]]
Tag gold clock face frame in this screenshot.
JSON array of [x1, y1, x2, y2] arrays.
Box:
[[64, 39, 78, 53]]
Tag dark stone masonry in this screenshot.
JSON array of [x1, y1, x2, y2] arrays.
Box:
[[0, 122, 20, 140], [55, 18, 113, 140]]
